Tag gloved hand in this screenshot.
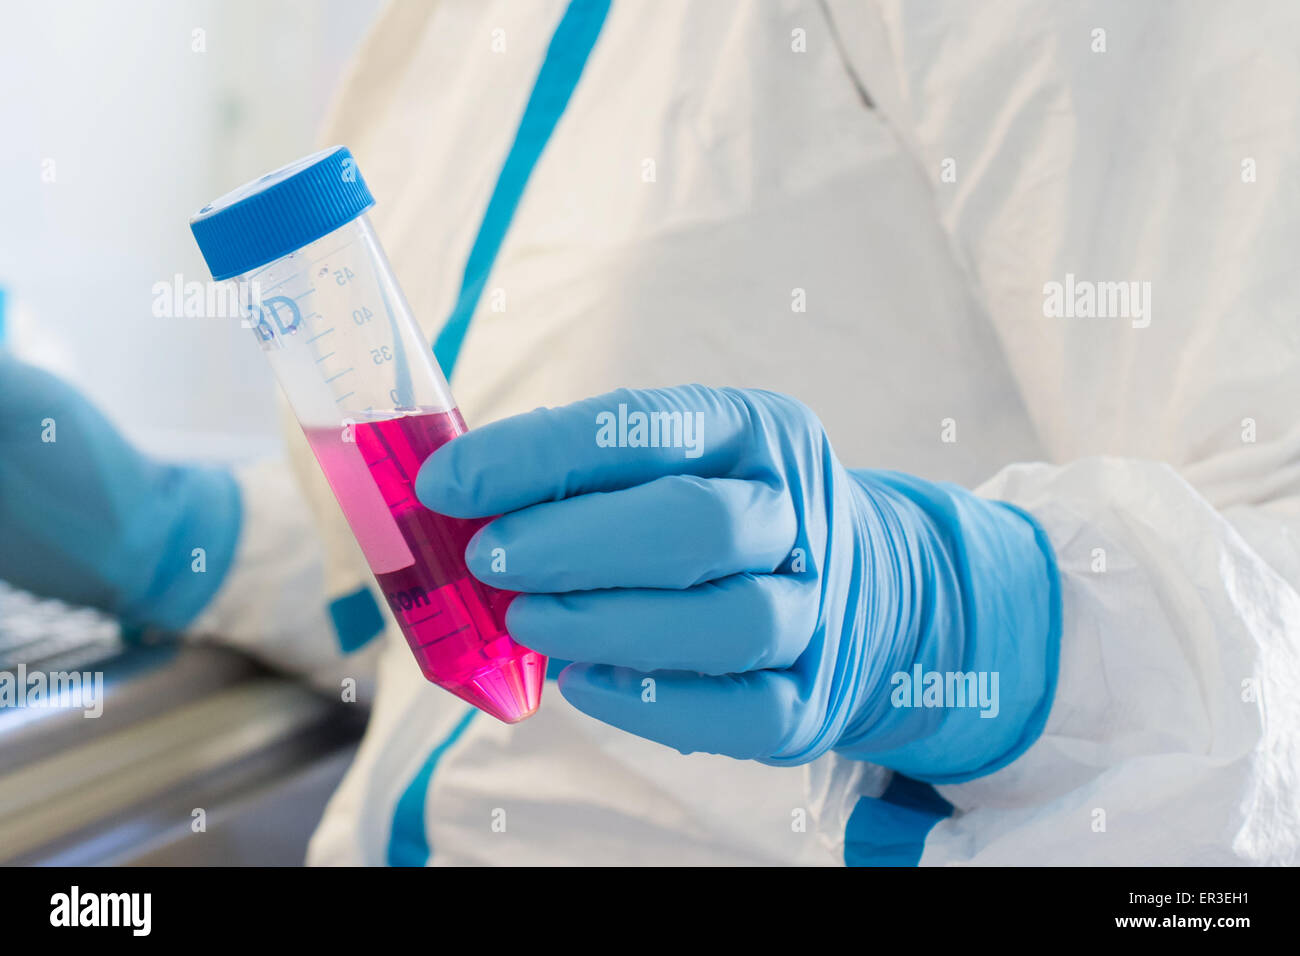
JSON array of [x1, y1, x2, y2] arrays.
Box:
[[417, 386, 1060, 781], [0, 351, 241, 633]]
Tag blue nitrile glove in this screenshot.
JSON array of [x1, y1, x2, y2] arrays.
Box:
[[416, 386, 1060, 781], [0, 352, 240, 633]]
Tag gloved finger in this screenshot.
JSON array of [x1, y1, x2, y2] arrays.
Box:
[[464, 474, 796, 591], [506, 572, 817, 674], [416, 385, 773, 518], [557, 663, 802, 761]]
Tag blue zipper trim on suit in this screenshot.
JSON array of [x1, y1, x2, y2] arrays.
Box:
[[388, 0, 613, 866], [387, 708, 478, 866], [433, 0, 613, 378]]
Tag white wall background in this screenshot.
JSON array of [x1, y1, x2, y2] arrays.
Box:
[[0, 0, 384, 461]]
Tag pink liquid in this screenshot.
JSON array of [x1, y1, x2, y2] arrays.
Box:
[[304, 408, 545, 723]]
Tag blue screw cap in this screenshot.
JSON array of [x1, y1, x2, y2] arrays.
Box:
[[190, 146, 374, 280]]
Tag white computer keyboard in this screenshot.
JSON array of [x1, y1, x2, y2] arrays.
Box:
[[0, 580, 124, 671]]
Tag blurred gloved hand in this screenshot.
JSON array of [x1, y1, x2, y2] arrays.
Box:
[[0, 351, 240, 633], [417, 386, 1059, 780]]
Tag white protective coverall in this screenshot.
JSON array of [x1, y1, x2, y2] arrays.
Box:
[[189, 0, 1300, 865]]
